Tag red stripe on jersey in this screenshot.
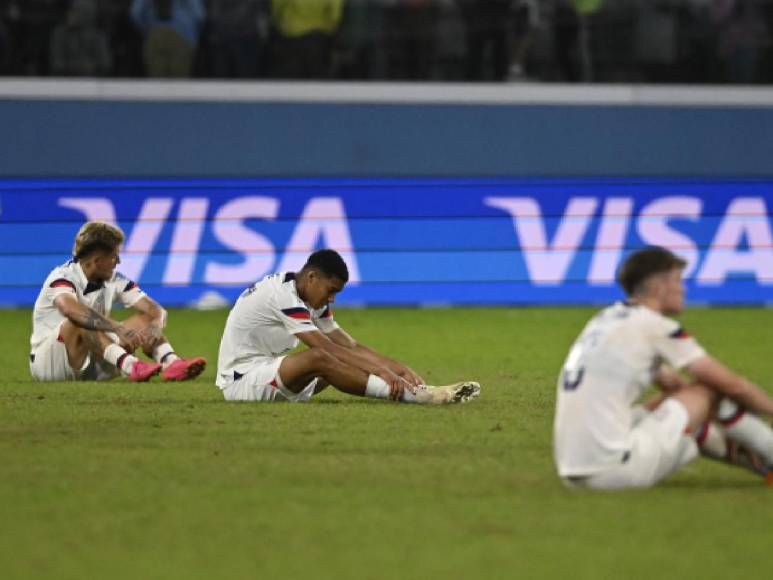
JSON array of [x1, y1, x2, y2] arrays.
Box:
[[50, 279, 76, 290], [269, 378, 278, 389], [321, 305, 333, 318], [287, 311, 311, 320], [281, 307, 311, 320], [669, 327, 690, 339]]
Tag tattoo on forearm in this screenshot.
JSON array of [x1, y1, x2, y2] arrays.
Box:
[[72, 308, 117, 332]]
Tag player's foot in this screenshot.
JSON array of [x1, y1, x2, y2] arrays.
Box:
[[128, 360, 162, 382], [414, 381, 481, 405], [162, 357, 207, 382]]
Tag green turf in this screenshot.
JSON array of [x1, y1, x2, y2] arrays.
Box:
[[1, 307, 772, 580]]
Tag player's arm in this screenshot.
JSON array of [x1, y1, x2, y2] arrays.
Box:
[[325, 328, 424, 387], [53, 294, 142, 350], [129, 295, 168, 346], [686, 355, 773, 417], [296, 329, 411, 395]]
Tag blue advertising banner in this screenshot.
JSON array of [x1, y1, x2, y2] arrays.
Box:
[[1, 178, 772, 306]]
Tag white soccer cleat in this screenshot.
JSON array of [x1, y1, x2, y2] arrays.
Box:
[[414, 381, 481, 405]]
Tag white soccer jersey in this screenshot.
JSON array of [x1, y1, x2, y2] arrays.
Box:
[[30, 259, 146, 352], [216, 272, 340, 388], [553, 301, 707, 477]]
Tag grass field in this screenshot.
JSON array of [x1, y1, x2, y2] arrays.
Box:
[[1, 306, 772, 580]]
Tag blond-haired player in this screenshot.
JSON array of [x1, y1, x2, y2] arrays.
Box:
[[554, 246, 773, 489], [30, 221, 206, 383]]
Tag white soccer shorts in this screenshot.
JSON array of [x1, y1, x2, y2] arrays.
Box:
[[30, 321, 120, 382], [220, 356, 317, 403], [568, 398, 699, 490]]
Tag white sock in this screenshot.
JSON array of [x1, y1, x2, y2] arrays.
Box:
[[364, 374, 420, 403], [718, 399, 773, 466], [153, 342, 179, 369], [103, 343, 138, 376], [402, 387, 418, 403], [365, 374, 390, 399], [695, 422, 728, 460]]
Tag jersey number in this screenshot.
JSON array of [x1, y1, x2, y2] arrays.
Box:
[[561, 340, 587, 391], [562, 367, 585, 391]]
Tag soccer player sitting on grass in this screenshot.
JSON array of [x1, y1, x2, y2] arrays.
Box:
[[216, 249, 480, 404], [554, 246, 773, 490], [30, 221, 206, 383]]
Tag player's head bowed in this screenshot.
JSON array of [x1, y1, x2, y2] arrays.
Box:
[[303, 249, 349, 283], [617, 246, 687, 297]]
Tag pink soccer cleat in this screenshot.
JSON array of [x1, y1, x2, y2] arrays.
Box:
[[162, 357, 207, 382], [129, 360, 162, 382]]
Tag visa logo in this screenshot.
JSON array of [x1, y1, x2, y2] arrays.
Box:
[[486, 196, 773, 286], [57, 196, 360, 285]]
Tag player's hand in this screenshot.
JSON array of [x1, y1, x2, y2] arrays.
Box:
[[397, 365, 424, 389], [116, 325, 142, 352], [376, 367, 411, 401], [138, 324, 163, 350]]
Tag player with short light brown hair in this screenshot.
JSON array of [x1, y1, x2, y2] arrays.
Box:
[[30, 221, 206, 383]]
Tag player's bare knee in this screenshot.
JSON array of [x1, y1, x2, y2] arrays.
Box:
[[307, 347, 338, 373], [688, 382, 719, 406], [59, 320, 83, 342], [677, 382, 718, 428], [692, 382, 721, 416]]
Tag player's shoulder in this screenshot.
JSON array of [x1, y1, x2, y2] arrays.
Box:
[[593, 300, 637, 324], [108, 270, 140, 293], [44, 259, 82, 288], [47, 258, 77, 277], [592, 301, 667, 329], [239, 271, 299, 307], [270, 272, 302, 297], [623, 301, 681, 336], [257, 271, 293, 289]]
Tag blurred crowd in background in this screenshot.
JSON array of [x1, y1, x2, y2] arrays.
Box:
[[1, 0, 772, 84]]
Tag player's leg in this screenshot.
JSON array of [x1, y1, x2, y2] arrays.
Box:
[[57, 319, 94, 372], [313, 378, 330, 395], [669, 382, 773, 481], [219, 355, 320, 403], [278, 348, 480, 404], [690, 399, 773, 483], [120, 313, 206, 381], [643, 385, 771, 481], [715, 398, 773, 471], [34, 320, 160, 382], [625, 384, 772, 487], [695, 420, 769, 477], [30, 321, 90, 381], [278, 347, 371, 396], [73, 321, 161, 382], [670, 382, 719, 433], [581, 385, 716, 490]]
